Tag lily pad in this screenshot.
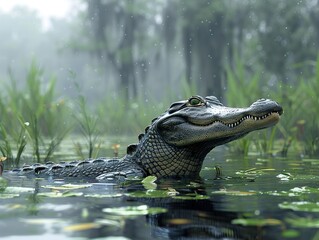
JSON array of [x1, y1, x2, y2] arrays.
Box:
[[281, 229, 300, 238], [279, 201, 319, 212], [0, 193, 20, 199], [276, 173, 293, 181], [286, 217, 319, 228], [21, 218, 64, 225], [64, 222, 100, 232], [235, 168, 276, 177], [172, 193, 209, 200], [232, 218, 283, 227], [211, 189, 257, 196], [42, 183, 92, 190], [141, 176, 157, 190], [84, 193, 123, 198], [3, 187, 35, 193], [264, 190, 298, 197], [127, 188, 179, 198], [102, 205, 167, 216], [264, 186, 319, 197], [37, 191, 83, 198], [95, 218, 124, 228]]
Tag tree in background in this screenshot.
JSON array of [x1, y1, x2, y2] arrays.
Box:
[[254, 0, 319, 84], [79, 0, 164, 100], [178, 1, 227, 99], [1, 0, 319, 103]]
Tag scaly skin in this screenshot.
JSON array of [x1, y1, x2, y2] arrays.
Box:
[[9, 95, 283, 181]]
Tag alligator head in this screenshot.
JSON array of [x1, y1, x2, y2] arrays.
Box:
[[131, 95, 283, 178]]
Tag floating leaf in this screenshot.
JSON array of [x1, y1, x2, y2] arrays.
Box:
[[95, 218, 124, 228], [172, 193, 209, 200], [264, 186, 319, 197], [236, 168, 276, 177], [264, 190, 298, 197], [142, 176, 157, 190], [37, 191, 83, 198], [42, 183, 92, 190], [286, 217, 319, 228], [84, 193, 123, 198], [3, 187, 34, 193], [232, 218, 282, 227], [289, 186, 309, 193], [211, 189, 257, 196], [167, 187, 179, 196], [277, 173, 293, 181], [0, 193, 19, 199], [64, 222, 100, 232], [127, 188, 179, 198], [142, 176, 157, 184], [279, 201, 319, 212], [21, 218, 64, 225], [102, 205, 167, 216], [127, 190, 167, 198], [281, 229, 300, 238]]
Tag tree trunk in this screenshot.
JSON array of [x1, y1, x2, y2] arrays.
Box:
[[183, 26, 193, 84], [195, 13, 225, 100]]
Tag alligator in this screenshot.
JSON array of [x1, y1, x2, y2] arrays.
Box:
[[7, 95, 283, 181]]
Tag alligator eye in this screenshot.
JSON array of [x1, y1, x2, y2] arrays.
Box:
[[187, 96, 204, 107]]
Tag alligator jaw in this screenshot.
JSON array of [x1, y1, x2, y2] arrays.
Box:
[[190, 111, 281, 130], [157, 99, 283, 147]]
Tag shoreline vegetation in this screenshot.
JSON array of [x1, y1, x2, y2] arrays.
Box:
[[0, 59, 318, 168]]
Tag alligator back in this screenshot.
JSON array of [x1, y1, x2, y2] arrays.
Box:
[[9, 157, 145, 181]]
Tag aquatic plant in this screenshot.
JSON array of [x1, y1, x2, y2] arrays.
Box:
[[1, 61, 71, 164], [0, 118, 29, 167], [268, 56, 319, 157], [298, 57, 319, 157], [73, 87, 101, 159], [1, 54, 319, 168], [225, 54, 319, 157], [23, 63, 71, 163], [254, 127, 278, 156], [225, 56, 263, 155]]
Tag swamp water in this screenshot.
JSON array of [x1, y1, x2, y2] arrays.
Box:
[[1, 145, 319, 240]]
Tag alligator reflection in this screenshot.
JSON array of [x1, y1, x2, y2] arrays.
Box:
[[122, 181, 259, 240], [0, 175, 265, 239], [146, 200, 257, 239]]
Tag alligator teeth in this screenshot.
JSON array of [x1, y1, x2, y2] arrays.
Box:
[[199, 111, 278, 128], [225, 111, 278, 128]]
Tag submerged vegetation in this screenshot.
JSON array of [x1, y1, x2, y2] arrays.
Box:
[[0, 56, 319, 168]]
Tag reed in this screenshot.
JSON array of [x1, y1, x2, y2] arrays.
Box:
[[1, 61, 71, 164], [74, 91, 101, 159]]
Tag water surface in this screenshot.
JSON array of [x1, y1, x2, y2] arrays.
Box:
[[1, 146, 319, 240]]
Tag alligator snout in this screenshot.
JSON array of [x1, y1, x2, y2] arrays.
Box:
[[250, 99, 283, 115]]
